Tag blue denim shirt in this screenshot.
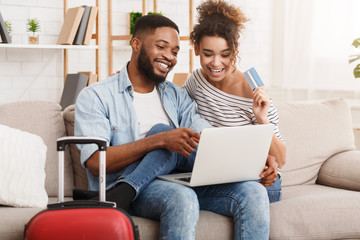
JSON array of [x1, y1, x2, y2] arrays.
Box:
[[75, 63, 212, 190]]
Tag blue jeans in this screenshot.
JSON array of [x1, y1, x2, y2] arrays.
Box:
[[119, 123, 277, 239], [130, 179, 270, 240], [117, 124, 196, 198], [266, 175, 282, 203]]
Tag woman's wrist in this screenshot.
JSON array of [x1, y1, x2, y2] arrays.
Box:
[[257, 117, 270, 124]]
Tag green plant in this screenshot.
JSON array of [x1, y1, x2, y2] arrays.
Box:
[[130, 12, 142, 35], [26, 18, 40, 36], [129, 12, 163, 35], [4, 20, 12, 34], [349, 38, 360, 78]]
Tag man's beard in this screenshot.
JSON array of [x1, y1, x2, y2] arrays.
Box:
[[137, 46, 169, 84]]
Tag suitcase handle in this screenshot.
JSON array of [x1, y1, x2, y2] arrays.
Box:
[[48, 200, 115, 209], [57, 136, 107, 151], [56, 136, 107, 203]]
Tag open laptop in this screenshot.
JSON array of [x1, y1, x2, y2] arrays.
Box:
[[157, 124, 274, 187]]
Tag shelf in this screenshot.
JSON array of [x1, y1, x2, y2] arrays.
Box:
[[112, 45, 132, 51], [1, 1, 101, 85], [0, 44, 98, 50], [63, 0, 101, 83]]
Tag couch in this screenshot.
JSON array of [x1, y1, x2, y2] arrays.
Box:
[[0, 98, 360, 240]]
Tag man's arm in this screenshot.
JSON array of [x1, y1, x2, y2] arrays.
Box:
[[86, 127, 200, 176]]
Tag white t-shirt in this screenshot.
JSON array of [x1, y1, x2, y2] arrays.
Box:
[[133, 87, 170, 138]]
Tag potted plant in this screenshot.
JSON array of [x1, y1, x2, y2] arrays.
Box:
[[130, 12, 142, 35], [349, 38, 360, 78], [26, 18, 40, 44], [4, 20, 12, 41], [129, 12, 162, 44], [130, 12, 162, 35]]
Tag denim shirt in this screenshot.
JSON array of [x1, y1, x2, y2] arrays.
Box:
[[74, 63, 212, 190]]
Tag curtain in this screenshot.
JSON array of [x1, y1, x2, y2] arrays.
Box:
[[273, 0, 360, 100]]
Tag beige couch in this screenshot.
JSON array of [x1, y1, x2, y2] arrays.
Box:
[[0, 98, 360, 240]]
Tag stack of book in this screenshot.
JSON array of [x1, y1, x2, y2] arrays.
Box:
[[57, 5, 98, 45], [0, 11, 12, 43]]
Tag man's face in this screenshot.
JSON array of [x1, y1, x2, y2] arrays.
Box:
[[137, 27, 180, 84]]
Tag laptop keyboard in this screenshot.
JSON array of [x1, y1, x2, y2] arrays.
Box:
[[175, 177, 191, 183]]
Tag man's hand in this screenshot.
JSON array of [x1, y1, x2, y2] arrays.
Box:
[[259, 155, 278, 187], [159, 127, 200, 158]]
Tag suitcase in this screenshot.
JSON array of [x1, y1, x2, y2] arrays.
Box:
[[24, 136, 140, 240]]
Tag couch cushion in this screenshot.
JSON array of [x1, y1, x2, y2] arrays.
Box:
[[0, 124, 48, 208], [63, 104, 89, 190], [0, 197, 72, 240], [0, 101, 74, 197], [317, 150, 360, 191], [0, 207, 42, 240], [276, 98, 355, 186], [132, 210, 233, 240], [270, 184, 360, 239]]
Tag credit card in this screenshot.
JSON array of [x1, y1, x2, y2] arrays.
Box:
[[243, 67, 264, 91]]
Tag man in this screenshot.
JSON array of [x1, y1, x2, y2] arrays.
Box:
[[75, 14, 277, 239], [75, 14, 210, 207]]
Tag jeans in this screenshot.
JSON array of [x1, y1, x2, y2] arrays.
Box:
[[117, 124, 196, 198], [130, 180, 199, 240], [130, 179, 270, 240], [119, 123, 276, 239], [266, 175, 282, 203]]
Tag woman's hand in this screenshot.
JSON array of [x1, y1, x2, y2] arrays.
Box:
[[252, 86, 271, 124], [259, 155, 278, 187]]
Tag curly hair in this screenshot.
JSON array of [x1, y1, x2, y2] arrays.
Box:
[[190, 0, 248, 67]]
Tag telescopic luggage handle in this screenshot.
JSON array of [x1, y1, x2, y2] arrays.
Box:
[[56, 136, 107, 203]]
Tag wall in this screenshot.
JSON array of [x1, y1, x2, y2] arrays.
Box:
[[0, 0, 274, 104], [1, 0, 359, 147]]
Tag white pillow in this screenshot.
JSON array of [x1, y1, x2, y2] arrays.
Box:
[[0, 124, 48, 208]]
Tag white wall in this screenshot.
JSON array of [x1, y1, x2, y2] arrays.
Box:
[[0, 0, 274, 105]]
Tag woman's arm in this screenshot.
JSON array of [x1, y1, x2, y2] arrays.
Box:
[[252, 86, 287, 168]]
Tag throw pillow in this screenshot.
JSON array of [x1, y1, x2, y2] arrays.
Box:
[[0, 124, 48, 208]]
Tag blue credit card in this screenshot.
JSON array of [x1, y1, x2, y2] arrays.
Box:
[[243, 67, 264, 91]]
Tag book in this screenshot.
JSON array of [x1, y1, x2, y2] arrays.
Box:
[[60, 73, 89, 110], [82, 6, 98, 45], [57, 7, 85, 45], [73, 6, 91, 45], [0, 11, 11, 43], [78, 71, 98, 86]]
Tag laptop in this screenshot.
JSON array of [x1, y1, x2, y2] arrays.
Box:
[[157, 124, 274, 187]]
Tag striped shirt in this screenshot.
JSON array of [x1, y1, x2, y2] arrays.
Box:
[[183, 68, 283, 141]]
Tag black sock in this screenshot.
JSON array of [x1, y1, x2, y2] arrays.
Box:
[[92, 182, 135, 212], [73, 189, 98, 200]]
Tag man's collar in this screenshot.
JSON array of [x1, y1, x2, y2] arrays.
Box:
[[118, 62, 133, 93]]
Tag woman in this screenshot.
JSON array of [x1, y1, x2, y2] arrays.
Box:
[[183, 0, 286, 203]]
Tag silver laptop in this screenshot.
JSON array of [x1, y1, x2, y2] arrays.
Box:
[[157, 124, 274, 187]]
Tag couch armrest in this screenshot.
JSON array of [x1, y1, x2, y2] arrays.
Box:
[[317, 150, 360, 191]]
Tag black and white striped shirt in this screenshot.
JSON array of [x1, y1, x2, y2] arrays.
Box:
[[183, 68, 283, 141]]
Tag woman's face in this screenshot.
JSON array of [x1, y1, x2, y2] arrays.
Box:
[[195, 35, 233, 82]]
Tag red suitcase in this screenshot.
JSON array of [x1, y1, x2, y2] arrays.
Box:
[[24, 136, 139, 240]]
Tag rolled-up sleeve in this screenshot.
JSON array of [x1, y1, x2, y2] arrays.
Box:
[[74, 87, 111, 167]]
